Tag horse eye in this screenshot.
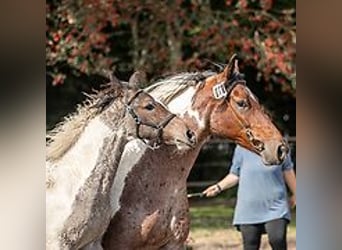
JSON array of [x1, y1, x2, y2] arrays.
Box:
[[144, 103, 155, 111], [236, 100, 249, 109]]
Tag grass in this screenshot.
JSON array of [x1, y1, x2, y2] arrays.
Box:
[[189, 200, 296, 230], [190, 205, 235, 229]]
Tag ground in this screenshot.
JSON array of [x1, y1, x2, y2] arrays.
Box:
[[186, 228, 296, 250], [186, 198, 296, 250]]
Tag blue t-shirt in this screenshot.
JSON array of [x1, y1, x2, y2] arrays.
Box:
[[229, 145, 294, 225]]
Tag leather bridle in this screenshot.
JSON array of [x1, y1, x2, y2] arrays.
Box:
[[215, 75, 265, 153], [125, 89, 176, 149]]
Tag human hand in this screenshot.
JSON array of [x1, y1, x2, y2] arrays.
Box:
[[202, 184, 221, 197], [289, 194, 296, 208]]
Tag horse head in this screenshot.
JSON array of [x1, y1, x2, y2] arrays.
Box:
[[103, 71, 196, 150], [197, 54, 288, 165]]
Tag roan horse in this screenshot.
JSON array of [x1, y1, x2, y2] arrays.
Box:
[[101, 54, 289, 249], [46, 72, 196, 250]]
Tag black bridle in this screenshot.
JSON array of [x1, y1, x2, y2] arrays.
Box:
[[125, 89, 176, 149]]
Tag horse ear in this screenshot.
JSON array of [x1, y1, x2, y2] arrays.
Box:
[[108, 72, 124, 91], [222, 53, 239, 80], [128, 71, 147, 89], [110, 73, 120, 85], [102, 68, 120, 86]]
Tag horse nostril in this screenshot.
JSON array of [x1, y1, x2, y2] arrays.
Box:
[[252, 139, 264, 152], [277, 144, 288, 161], [186, 129, 195, 143]]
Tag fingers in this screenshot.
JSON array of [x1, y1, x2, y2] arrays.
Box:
[[202, 187, 213, 194], [202, 185, 219, 197], [203, 186, 214, 194]]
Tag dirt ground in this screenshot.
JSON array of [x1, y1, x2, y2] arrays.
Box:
[[186, 228, 296, 250]]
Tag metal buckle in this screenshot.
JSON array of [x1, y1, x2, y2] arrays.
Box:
[[134, 117, 141, 124], [141, 139, 160, 150], [212, 83, 227, 99]]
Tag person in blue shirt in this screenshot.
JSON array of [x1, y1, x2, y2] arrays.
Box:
[[202, 145, 296, 250]]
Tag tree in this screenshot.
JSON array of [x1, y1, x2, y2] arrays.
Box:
[[46, 0, 296, 95]]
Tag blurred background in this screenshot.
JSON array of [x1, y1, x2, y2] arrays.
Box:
[[46, 0, 296, 248]]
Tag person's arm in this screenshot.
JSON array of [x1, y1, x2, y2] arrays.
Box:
[[284, 169, 296, 208], [203, 146, 242, 197], [202, 173, 239, 197]]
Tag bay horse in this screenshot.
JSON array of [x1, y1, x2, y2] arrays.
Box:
[[46, 72, 196, 250], [100, 54, 289, 250]]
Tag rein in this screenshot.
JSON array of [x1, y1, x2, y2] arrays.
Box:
[[125, 89, 176, 150]]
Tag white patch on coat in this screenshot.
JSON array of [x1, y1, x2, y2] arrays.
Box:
[[167, 87, 195, 115], [109, 139, 147, 217], [165, 87, 205, 129], [46, 117, 111, 248], [186, 108, 205, 129], [170, 215, 177, 231]]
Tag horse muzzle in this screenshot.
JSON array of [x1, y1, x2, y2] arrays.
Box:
[[260, 140, 289, 165]]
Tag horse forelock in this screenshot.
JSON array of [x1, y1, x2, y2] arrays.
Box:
[[46, 82, 124, 162]]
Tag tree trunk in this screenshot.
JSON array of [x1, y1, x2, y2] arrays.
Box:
[[166, 22, 182, 72]]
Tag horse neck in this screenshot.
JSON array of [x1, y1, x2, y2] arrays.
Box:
[[143, 85, 212, 184], [53, 116, 112, 173], [57, 129, 129, 249], [50, 96, 129, 185], [165, 86, 210, 143], [99, 96, 127, 128], [70, 129, 128, 210], [82, 127, 129, 189], [70, 91, 138, 175]]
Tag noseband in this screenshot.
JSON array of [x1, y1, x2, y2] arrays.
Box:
[[125, 89, 176, 149]]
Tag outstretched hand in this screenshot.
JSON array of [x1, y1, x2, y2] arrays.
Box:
[[202, 184, 221, 197]]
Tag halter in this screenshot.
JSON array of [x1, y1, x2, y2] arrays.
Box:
[[212, 75, 265, 153], [125, 89, 176, 150]]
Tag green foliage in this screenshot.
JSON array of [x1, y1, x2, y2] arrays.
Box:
[[190, 204, 234, 229], [46, 0, 296, 95], [46, 0, 296, 145]]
